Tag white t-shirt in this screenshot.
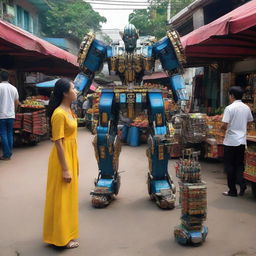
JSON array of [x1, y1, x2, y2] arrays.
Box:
[[222, 100, 254, 146], [0, 81, 19, 119]]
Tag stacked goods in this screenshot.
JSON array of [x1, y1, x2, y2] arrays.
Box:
[[15, 110, 47, 136], [206, 115, 225, 144], [180, 184, 207, 216], [175, 156, 201, 183], [14, 113, 23, 129], [244, 145, 256, 182], [170, 144, 182, 158], [174, 150, 208, 245], [204, 138, 218, 159], [32, 110, 47, 135], [23, 113, 33, 133], [181, 113, 208, 144]]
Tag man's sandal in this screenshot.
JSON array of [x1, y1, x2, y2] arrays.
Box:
[[65, 241, 79, 249]]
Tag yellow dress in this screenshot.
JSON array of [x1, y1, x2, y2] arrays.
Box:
[[43, 107, 79, 246]]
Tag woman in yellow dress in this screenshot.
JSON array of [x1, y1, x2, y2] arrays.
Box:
[[43, 78, 79, 249]]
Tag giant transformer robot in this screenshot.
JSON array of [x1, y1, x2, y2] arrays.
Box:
[[74, 24, 187, 209]]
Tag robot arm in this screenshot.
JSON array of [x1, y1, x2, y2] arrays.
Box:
[[152, 30, 188, 102], [74, 32, 108, 94]]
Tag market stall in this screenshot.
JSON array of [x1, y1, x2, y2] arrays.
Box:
[[14, 96, 48, 145]]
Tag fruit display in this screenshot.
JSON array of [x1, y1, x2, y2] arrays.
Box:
[[21, 98, 45, 109], [130, 114, 148, 128]]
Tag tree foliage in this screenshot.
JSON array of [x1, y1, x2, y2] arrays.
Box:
[[41, 0, 106, 40], [129, 0, 194, 39]]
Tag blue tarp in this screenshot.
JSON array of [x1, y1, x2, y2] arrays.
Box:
[[35, 79, 59, 88]]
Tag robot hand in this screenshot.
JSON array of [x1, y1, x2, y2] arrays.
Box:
[[170, 74, 188, 101], [74, 72, 92, 95]]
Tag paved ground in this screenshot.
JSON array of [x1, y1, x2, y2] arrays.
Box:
[[1, 128, 256, 256]]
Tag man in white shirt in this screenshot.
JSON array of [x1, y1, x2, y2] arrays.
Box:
[[0, 71, 19, 160], [222, 86, 254, 197]]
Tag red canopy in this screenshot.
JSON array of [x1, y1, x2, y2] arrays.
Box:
[[181, 0, 256, 65], [0, 19, 79, 76]]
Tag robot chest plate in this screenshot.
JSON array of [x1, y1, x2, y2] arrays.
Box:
[[117, 53, 143, 73]]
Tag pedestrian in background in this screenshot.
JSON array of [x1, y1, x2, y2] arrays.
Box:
[[0, 70, 19, 160], [222, 86, 254, 197], [43, 78, 80, 249]]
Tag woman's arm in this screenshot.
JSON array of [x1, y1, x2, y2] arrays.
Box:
[[55, 139, 72, 183]]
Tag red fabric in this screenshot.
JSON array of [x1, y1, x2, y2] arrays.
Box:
[[181, 0, 256, 48], [0, 19, 79, 75]]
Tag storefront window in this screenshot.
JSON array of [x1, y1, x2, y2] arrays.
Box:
[[23, 10, 29, 31]]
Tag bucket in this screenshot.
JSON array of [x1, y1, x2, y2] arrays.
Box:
[[127, 126, 140, 147]]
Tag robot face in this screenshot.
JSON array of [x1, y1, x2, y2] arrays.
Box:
[[122, 24, 139, 52]]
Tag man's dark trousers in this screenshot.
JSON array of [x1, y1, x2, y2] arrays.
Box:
[[224, 145, 246, 195], [0, 118, 14, 158]]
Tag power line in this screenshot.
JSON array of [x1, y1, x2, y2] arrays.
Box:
[[87, 2, 149, 6], [85, 0, 149, 3], [84, 0, 149, 4], [93, 7, 147, 9]]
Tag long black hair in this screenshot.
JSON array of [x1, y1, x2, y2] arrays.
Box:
[[48, 78, 72, 120]]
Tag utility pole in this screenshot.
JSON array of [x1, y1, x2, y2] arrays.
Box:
[[167, 0, 171, 23]]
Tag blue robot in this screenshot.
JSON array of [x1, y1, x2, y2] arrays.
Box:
[[74, 24, 187, 208]]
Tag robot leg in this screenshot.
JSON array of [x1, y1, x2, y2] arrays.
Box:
[[90, 91, 121, 208], [147, 92, 176, 209]]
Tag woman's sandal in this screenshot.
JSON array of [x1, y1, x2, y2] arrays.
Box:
[[65, 241, 79, 249]]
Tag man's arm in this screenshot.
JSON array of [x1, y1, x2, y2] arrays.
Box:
[[221, 107, 230, 132], [15, 99, 20, 112], [221, 122, 228, 131]]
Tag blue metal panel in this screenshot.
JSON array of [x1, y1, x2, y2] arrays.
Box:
[[120, 93, 126, 103], [74, 73, 91, 92], [148, 92, 165, 115], [96, 126, 108, 136], [151, 180, 171, 193], [153, 36, 180, 71], [142, 45, 153, 57], [154, 126, 167, 135], [136, 93, 142, 103], [83, 39, 107, 72], [170, 75, 188, 101], [150, 136, 169, 178], [170, 74, 185, 90], [107, 46, 113, 58], [99, 91, 114, 116], [97, 179, 114, 193]]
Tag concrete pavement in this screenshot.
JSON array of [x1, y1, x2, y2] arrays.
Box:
[[0, 128, 256, 256]]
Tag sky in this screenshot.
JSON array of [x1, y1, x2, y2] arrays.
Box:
[[100, 10, 133, 29], [83, 0, 149, 29]]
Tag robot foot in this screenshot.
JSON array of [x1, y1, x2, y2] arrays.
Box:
[[150, 190, 176, 210], [91, 194, 114, 208], [174, 225, 208, 246], [90, 186, 115, 208]]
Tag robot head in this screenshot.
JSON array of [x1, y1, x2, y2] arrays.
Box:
[[121, 24, 139, 53]]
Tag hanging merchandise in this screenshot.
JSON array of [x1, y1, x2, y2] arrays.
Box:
[[174, 149, 208, 245]]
